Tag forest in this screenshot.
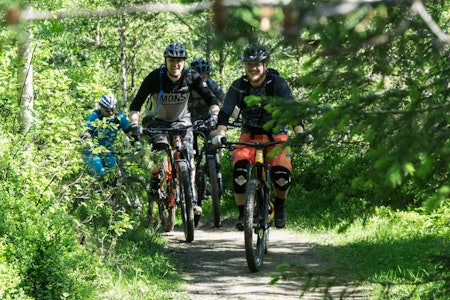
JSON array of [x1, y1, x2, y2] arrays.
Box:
[[1, 0, 449, 299]]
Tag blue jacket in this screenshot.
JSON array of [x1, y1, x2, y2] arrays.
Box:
[[85, 109, 131, 149]]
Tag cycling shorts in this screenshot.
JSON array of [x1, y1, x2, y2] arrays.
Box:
[[231, 133, 291, 171]]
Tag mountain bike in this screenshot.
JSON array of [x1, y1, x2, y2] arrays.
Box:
[[142, 125, 197, 242], [193, 119, 224, 227], [221, 132, 312, 272], [221, 137, 281, 271]]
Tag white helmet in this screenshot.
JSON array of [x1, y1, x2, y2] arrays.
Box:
[[99, 94, 117, 111]]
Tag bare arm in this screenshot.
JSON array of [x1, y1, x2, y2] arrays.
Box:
[[209, 104, 220, 116], [294, 124, 304, 134], [129, 110, 140, 125], [212, 124, 227, 137]]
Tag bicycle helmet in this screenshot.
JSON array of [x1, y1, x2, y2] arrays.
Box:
[[190, 58, 210, 75], [164, 42, 188, 59], [242, 44, 270, 62], [99, 94, 117, 111]]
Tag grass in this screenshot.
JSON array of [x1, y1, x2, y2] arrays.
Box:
[[287, 204, 450, 299], [93, 226, 189, 300]]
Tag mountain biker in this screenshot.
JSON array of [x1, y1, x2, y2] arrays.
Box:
[[189, 58, 226, 123], [189, 58, 227, 202], [211, 44, 305, 230], [81, 94, 140, 178], [129, 42, 220, 215]]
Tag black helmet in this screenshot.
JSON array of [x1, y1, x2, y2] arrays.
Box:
[[164, 42, 188, 59], [242, 44, 270, 62], [190, 58, 210, 75]]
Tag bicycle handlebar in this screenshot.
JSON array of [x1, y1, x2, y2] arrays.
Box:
[[219, 132, 314, 150], [107, 150, 142, 156], [142, 124, 194, 136], [220, 137, 283, 150], [193, 119, 243, 132]]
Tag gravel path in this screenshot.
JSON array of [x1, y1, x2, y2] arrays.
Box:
[[164, 218, 364, 299]]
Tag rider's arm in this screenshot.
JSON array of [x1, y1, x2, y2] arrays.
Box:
[[208, 80, 226, 117], [209, 104, 220, 116], [129, 69, 159, 125], [218, 80, 241, 124], [207, 79, 226, 105], [192, 71, 220, 108], [231, 107, 240, 120], [212, 81, 241, 137], [273, 76, 305, 135], [294, 124, 304, 135], [82, 110, 100, 137], [215, 124, 227, 136], [129, 110, 140, 126]]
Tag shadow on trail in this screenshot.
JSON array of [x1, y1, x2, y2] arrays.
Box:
[[164, 218, 363, 299]]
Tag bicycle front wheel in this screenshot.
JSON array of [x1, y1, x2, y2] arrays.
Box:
[[244, 178, 266, 272], [207, 157, 221, 227], [158, 156, 175, 232], [177, 160, 195, 242]]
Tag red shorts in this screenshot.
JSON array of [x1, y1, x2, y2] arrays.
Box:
[[231, 133, 292, 171]]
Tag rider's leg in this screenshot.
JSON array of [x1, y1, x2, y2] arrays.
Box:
[[103, 153, 118, 185], [269, 141, 292, 228], [90, 153, 106, 178], [271, 166, 291, 228], [233, 160, 249, 231]]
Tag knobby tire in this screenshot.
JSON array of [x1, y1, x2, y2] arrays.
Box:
[[155, 155, 175, 232], [245, 179, 266, 272], [177, 161, 195, 242], [194, 162, 204, 227], [207, 157, 221, 227]]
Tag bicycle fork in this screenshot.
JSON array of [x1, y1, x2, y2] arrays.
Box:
[[205, 147, 224, 196], [255, 149, 274, 227], [173, 136, 198, 207]]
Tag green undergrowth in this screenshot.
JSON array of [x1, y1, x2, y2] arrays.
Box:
[[93, 226, 188, 300], [289, 204, 449, 299]]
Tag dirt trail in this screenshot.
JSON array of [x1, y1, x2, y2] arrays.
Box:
[[164, 218, 364, 299]]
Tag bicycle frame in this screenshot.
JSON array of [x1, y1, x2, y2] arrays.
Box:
[[143, 126, 196, 242]]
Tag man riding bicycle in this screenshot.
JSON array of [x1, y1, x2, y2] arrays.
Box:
[[129, 42, 220, 215], [212, 44, 305, 230], [189, 58, 227, 201], [189, 58, 226, 123]]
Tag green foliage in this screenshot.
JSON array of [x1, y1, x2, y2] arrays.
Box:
[[0, 242, 32, 300], [1, 0, 449, 298], [0, 133, 98, 299], [317, 205, 450, 299], [270, 205, 449, 299]]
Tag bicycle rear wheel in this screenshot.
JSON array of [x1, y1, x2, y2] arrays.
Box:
[[207, 157, 221, 227], [177, 160, 195, 242], [244, 178, 266, 272]]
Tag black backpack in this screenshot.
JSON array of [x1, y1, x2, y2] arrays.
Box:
[[235, 68, 280, 132], [237, 68, 279, 109]]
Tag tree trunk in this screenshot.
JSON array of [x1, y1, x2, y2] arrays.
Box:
[[17, 27, 34, 133], [119, 13, 128, 113]]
